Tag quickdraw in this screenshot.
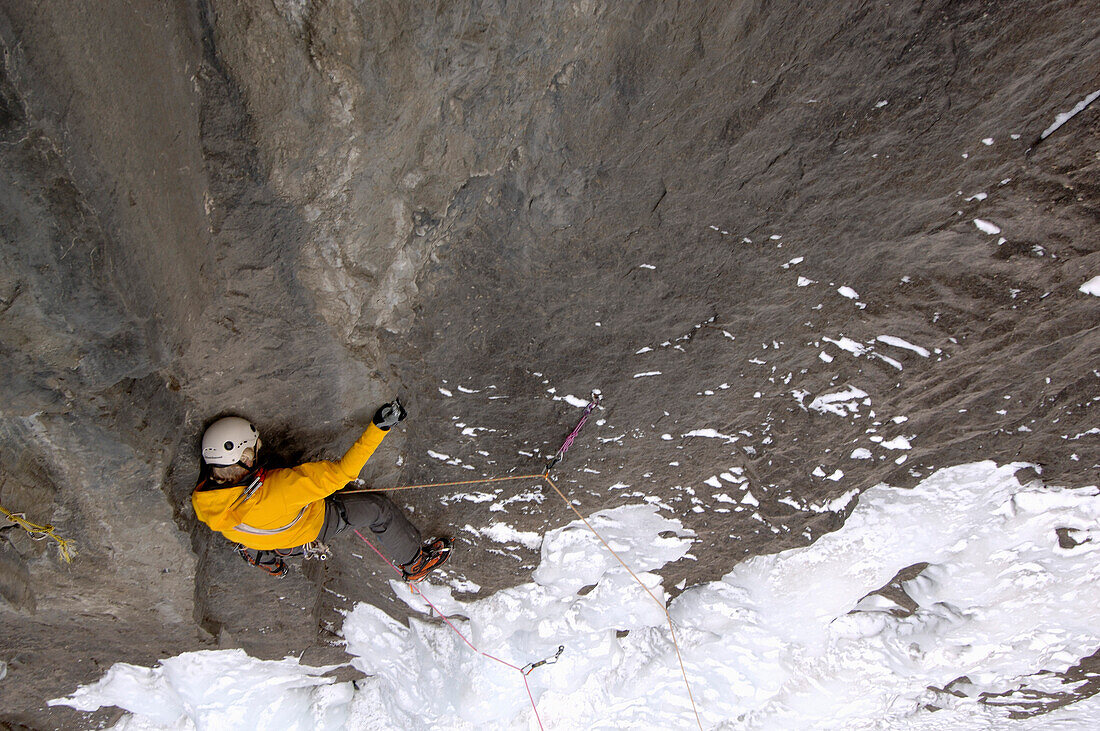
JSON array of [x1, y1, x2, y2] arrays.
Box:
[[545, 392, 600, 473], [228, 468, 267, 509], [522, 645, 565, 676], [301, 540, 331, 562]]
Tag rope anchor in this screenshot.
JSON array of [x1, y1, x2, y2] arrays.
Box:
[[545, 392, 601, 473], [522, 645, 565, 676], [0, 504, 77, 563]]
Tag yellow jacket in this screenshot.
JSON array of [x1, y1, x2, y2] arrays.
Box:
[[192, 423, 388, 550]]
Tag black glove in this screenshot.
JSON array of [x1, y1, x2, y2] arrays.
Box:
[[372, 399, 407, 430]]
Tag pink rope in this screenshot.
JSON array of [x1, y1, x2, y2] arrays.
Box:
[[352, 530, 544, 728], [547, 393, 600, 470]]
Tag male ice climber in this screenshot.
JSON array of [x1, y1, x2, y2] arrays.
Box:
[[192, 400, 451, 581]]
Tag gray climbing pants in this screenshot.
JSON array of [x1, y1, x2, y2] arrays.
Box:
[[317, 491, 422, 566]]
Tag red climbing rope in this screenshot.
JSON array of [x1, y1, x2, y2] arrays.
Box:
[[353, 529, 548, 731]]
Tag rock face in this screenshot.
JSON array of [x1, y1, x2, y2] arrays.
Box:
[[1, 0, 1097, 726]]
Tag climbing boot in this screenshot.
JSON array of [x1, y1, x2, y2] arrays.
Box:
[[401, 537, 452, 583]]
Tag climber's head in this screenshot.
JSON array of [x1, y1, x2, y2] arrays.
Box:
[[202, 416, 261, 473]]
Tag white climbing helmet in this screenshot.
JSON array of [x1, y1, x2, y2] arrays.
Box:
[[201, 417, 260, 466]]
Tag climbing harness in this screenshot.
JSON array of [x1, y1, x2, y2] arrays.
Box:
[[0, 504, 76, 563], [545, 392, 600, 473], [236, 538, 331, 577], [521, 645, 565, 676], [234, 544, 288, 578]]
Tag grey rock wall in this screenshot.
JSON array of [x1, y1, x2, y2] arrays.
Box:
[[0, 3, 211, 727], [1, 0, 1097, 726]]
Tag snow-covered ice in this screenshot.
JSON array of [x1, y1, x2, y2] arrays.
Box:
[[51, 651, 350, 730], [822, 335, 909, 370], [1040, 88, 1100, 140], [822, 335, 866, 356], [875, 435, 911, 450], [54, 463, 1100, 730], [876, 335, 930, 357], [1079, 276, 1100, 296], [470, 522, 543, 550], [974, 218, 1002, 235], [682, 428, 739, 444], [837, 285, 859, 300], [805, 386, 870, 417]]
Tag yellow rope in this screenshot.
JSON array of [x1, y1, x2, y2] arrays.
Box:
[[346, 469, 704, 729], [340, 473, 547, 493], [0, 504, 77, 563]]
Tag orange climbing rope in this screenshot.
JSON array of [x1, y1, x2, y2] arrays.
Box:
[[349, 473, 547, 492]]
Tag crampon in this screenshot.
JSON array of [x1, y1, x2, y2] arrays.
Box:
[[401, 537, 452, 583]]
